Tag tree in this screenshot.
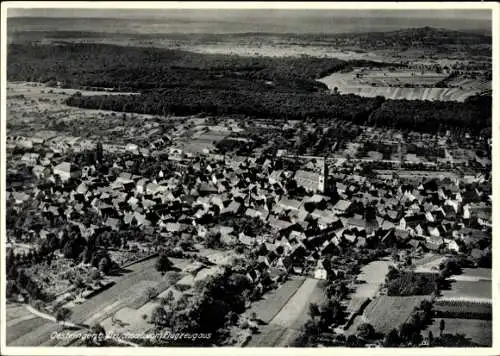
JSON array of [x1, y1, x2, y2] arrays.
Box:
[[384, 328, 400, 347], [98, 257, 110, 274], [155, 253, 173, 274], [96, 141, 103, 164], [308, 302, 320, 319], [428, 330, 434, 346], [346, 334, 359, 347], [151, 306, 169, 328], [145, 287, 158, 300], [439, 319, 445, 337], [411, 331, 423, 346], [55, 307, 72, 329], [89, 322, 106, 345], [357, 323, 376, 340]]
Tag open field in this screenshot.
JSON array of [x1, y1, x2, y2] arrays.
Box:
[[7, 82, 180, 144], [357, 295, 431, 334], [245, 277, 326, 346], [434, 300, 491, 320], [347, 258, 393, 313], [271, 278, 321, 328], [440, 280, 491, 301], [288, 280, 328, 330], [6, 256, 196, 346], [426, 318, 492, 346], [246, 323, 301, 347], [6, 316, 52, 345], [452, 268, 491, 282], [413, 253, 447, 274], [318, 70, 490, 102], [245, 276, 305, 324]]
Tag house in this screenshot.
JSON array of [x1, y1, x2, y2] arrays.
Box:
[[136, 178, 150, 195], [278, 197, 303, 211], [333, 200, 352, 215], [314, 259, 328, 280], [10, 191, 30, 204], [274, 256, 293, 272], [21, 153, 40, 165], [222, 200, 241, 215], [425, 236, 444, 251], [444, 238, 460, 253], [32, 165, 51, 179], [199, 183, 218, 195], [53, 162, 81, 181], [238, 233, 256, 246]]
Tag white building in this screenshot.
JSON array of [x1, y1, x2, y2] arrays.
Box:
[[53, 162, 81, 182]]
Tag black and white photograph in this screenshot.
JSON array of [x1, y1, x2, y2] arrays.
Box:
[[1, 2, 497, 353]]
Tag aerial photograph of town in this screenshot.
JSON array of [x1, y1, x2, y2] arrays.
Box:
[[2, 3, 495, 351]]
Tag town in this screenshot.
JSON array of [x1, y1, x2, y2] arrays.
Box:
[[6, 90, 492, 346], [4, 6, 493, 350]]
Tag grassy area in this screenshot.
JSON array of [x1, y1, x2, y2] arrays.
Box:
[[6, 316, 50, 345], [434, 300, 492, 319], [246, 276, 305, 324], [454, 268, 492, 281], [441, 280, 491, 300], [246, 324, 298, 347], [426, 318, 492, 346], [362, 295, 431, 334], [347, 258, 393, 313], [289, 280, 327, 330], [271, 278, 320, 328]]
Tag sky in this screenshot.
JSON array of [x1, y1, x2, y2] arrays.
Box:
[[7, 8, 492, 34], [7, 8, 492, 21]]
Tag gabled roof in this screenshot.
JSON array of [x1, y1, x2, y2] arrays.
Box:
[[333, 199, 352, 212]]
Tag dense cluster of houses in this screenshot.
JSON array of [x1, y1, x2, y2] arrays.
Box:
[[6, 121, 492, 290]]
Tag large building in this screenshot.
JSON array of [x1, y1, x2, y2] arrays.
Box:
[[294, 169, 325, 193], [53, 162, 81, 182]]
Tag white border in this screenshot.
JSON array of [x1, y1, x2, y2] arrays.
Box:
[[1, 2, 499, 356]]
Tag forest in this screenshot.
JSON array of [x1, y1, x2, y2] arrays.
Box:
[[8, 43, 492, 134]]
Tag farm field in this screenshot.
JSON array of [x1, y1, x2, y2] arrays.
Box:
[[6, 256, 197, 346], [440, 280, 491, 301], [318, 70, 490, 102], [452, 268, 491, 282], [7, 82, 179, 144], [347, 258, 393, 313], [246, 277, 327, 347], [355, 295, 431, 334], [245, 276, 305, 324], [426, 318, 492, 346], [434, 300, 492, 320], [288, 280, 327, 331], [6, 315, 49, 345], [271, 278, 322, 328], [246, 323, 301, 347]]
